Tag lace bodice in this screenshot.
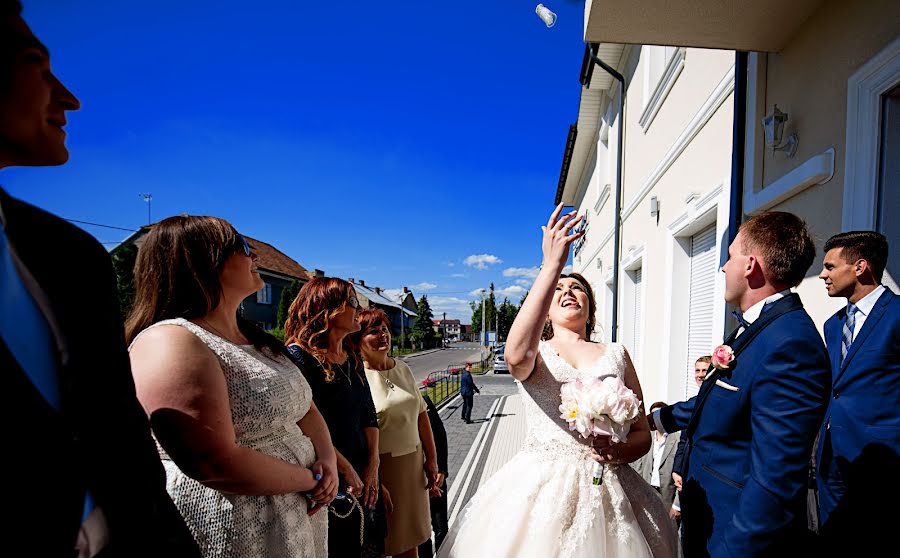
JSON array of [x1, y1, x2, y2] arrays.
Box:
[[519, 341, 627, 459]]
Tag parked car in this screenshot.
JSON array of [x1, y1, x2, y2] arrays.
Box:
[[493, 352, 509, 374]]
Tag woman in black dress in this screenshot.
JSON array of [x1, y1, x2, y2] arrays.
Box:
[[284, 277, 387, 557]]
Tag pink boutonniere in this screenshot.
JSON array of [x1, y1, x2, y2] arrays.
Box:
[[706, 345, 736, 379]]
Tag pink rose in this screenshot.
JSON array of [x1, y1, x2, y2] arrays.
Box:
[[711, 345, 735, 371]]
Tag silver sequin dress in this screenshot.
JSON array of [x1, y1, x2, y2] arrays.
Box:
[[131, 319, 327, 558], [443, 341, 678, 557]]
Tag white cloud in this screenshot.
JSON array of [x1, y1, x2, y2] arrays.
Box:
[[469, 288, 488, 297], [411, 282, 437, 291], [516, 278, 532, 287], [496, 285, 527, 299], [562, 264, 573, 274], [503, 266, 540, 279], [445, 261, 455, 267], [450, 273, 468, 278], [428, 296, 475, 321], [464, 254, 503, 270]]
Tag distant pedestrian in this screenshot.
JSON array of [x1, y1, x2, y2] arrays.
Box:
[[460, 363, 480, 423], [418, 393, 449, 558]]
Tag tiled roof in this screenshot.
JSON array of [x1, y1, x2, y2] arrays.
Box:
[[243, 235, 310, 281], [353, 283, 418, 316], [114, 227, 311, 282]]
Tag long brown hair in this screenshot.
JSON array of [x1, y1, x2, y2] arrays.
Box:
[[542, 272, 597, 341], [124, 215, 283, 354], [284, 276, 362, 382]]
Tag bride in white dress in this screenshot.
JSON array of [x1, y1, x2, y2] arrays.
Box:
[[442, 205, 678, 557]]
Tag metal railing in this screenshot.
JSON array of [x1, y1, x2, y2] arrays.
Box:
[[419, 353, 493, 405]]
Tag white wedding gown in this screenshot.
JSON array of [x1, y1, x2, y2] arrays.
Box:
[[442, 341, 678, 558]]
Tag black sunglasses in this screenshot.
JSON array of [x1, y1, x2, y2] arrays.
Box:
[[235, 234, 252, 257]]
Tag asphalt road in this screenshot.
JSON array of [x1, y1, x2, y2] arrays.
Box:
[[400, 341, 486, 382]]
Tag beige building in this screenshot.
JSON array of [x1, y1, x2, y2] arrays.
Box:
[[564, 0, 899, 406], [557, 43, 736, 405]]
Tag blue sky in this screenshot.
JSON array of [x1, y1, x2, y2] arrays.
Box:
[[4, 0, 587, 321]]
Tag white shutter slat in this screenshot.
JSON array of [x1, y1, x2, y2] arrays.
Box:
[[633, 267, 643, 368], [686, 226, 717, 398]]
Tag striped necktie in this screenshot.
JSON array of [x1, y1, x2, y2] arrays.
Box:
[[841, 303, 858, 363]]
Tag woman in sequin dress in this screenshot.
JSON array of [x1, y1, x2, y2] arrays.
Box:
[[442, 205, 678, 557], [126, 216, 335, 557]]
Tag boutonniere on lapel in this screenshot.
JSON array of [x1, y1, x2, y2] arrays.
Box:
[[706, 345, 736, 379]]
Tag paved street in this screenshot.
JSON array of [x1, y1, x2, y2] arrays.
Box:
[[400, 342, 486, 382]]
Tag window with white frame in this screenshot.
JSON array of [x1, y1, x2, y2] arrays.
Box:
[[623, 266, 643, 368], [257, 283, 272, 305], [685, 225, 717, 398], [643, 46, 678, 106]]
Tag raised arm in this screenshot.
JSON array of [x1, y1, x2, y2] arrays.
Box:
[[505, 204, 584, 381], [130, 326, 318, 495]]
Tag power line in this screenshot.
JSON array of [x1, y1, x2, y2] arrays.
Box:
[[64, 218, 140, 232]]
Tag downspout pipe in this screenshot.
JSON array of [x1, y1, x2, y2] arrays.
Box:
[[728, 51, 747, 246], [726, 52, 748, 333], [582, 43, 625, 342]]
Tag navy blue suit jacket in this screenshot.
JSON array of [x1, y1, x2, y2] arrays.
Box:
[[656, 294, 830, 557], [816, 287, 899, 544], [460, 371, 479, 396]]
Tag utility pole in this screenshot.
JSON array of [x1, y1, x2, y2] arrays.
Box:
[[139, 193, 152, 225], [480, 289, 486, 347], [442, 311, 447, 348], [399, 293, 405, 352], [496, 310, 499, 346]]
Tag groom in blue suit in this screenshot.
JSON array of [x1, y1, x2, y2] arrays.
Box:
[[651, 212, 830, 557], [816, 231, 898, 551]]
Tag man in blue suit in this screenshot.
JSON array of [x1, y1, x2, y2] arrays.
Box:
[[650, 212, 830, 557], [460, 362, 480, 423], [816, 231, 898, 551]]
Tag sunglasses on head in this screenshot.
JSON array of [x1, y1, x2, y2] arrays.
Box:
[[235, 234, 252, 257]]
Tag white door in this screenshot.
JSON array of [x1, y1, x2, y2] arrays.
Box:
[[685, 225, 717, 397]]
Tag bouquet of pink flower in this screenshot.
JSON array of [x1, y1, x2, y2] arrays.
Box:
[[558, 376, 642, 485]]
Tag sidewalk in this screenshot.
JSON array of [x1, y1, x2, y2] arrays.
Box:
[[434, 374, 526, 529]]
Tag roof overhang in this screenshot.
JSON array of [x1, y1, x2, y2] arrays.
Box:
[[584, 0, 826, 52], [555, 44, 623, 206]]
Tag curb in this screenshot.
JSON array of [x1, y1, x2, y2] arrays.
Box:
[[398, 348, 442, 359]]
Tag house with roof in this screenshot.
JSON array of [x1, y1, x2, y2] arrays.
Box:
[[348, 279, 417, 340], [111, 226, 317, 331]]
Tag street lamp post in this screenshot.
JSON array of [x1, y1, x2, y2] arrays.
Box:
[[480, 290, 486, 347]]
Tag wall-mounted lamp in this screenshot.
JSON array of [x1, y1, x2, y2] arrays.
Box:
[[650, 195, 660, 224], [535, 4, 557, 27], [761, 104, 798, 157], [596, 257, 603, 270]]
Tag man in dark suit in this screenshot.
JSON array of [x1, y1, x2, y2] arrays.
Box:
[[0, 2, 199, 555], [650, 212, 830, 557], [632, 401, 682, 521], [816, 231, 898, 551], [460, 362, 480, 423], [418, 393, 449, 558]]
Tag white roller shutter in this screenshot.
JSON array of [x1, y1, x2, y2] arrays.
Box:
[[633, 267, 643, 368], [686, 225, 717, 397]]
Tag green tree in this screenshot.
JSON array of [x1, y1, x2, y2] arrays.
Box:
[[411, 295, 436, 348], [111, 242, 138, 319], [497, 297, 520, 342], [276, 279, 304, 328]]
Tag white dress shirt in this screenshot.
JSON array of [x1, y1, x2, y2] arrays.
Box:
[[736, 289, 791, 337], [650, 432, 667, 488], [847, 285, 885, 342]]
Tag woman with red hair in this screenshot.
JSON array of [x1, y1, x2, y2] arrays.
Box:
[[284, 277, 387, 557], [352, 307, 442, 558]]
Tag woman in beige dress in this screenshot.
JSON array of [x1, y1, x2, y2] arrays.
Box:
[[352, 307, 443, 557]]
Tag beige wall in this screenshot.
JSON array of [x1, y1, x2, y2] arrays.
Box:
[[570, 46, 735, 405], [754, 0, 900, 328]]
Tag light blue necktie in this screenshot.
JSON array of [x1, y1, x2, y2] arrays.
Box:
[[0, 225, 95, 522], [841, 303, 858, 364]]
